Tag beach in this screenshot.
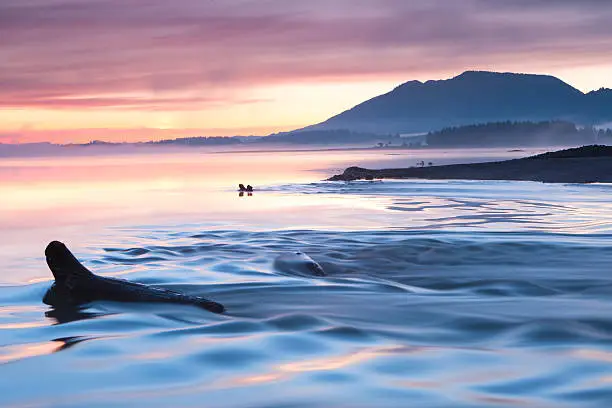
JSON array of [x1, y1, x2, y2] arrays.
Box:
[[329, 145, 612, 183]]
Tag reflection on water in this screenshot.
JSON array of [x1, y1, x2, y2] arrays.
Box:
[[1, 149, 612, 407], [0, 340, 63, 364], [220, 345, 412, 389], [0, 148, 542, 231], [44, 308, 106, 325]]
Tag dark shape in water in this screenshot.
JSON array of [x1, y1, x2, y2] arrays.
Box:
[[238, 183, 247, 192], [52, 336, 91, 352], [246, 185, 254, 192], [45, 307, 105, 324], [273, 251, 326, 278], [43, 241, 225, 314]]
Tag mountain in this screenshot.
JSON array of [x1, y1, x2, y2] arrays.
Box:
[[301, 71, 612, 134]]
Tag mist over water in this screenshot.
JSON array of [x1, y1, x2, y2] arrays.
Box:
[[1, 148, 612, 407]]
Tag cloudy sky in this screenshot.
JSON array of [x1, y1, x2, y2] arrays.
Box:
[[2, 0, 611, 143]]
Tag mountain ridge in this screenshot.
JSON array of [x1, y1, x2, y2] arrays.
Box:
[[299, 71, 612, 135]]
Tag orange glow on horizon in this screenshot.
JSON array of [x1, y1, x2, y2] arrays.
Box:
[[2, 64, 611, 145], [0, 79, 402, 144]]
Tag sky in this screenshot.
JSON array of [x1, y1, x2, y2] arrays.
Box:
[[1, 0, 612, 144]]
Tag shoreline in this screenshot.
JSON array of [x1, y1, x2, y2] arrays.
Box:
[[327, 145, 612, 184]]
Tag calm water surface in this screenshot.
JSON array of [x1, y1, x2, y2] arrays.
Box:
[[1, 148, 612, 407]]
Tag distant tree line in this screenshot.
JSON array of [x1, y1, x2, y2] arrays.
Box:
[[426, 120, 612, 148], [151, 136, 243, 146], [75, 121, 612, 148], [258, 129, 400, 145], [144, 131, 401, 146]]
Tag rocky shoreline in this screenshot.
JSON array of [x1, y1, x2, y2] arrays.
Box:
[[327, 145, 612, 184]]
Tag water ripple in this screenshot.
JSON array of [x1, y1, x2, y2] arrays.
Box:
[[3, 178, 612, 406]]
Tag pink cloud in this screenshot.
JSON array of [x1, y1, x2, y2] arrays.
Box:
[[0, 95, 268, 110], [0, 0, 611, 111]]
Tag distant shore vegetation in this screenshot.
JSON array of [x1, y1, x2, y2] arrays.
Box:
[[424, 120, 612, 148], [4, 121, 611, 151], [81, 121, 612, 148]]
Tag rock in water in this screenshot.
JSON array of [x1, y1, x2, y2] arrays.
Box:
[[43, 241, 225, 314]]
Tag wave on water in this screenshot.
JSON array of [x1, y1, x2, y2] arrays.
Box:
[[2, 179, 612, 407]]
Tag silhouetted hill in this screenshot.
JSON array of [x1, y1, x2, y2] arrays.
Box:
[[584, 88, 612, 119], [328, 145, 612, 184], [302, 71, 612, 134]]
